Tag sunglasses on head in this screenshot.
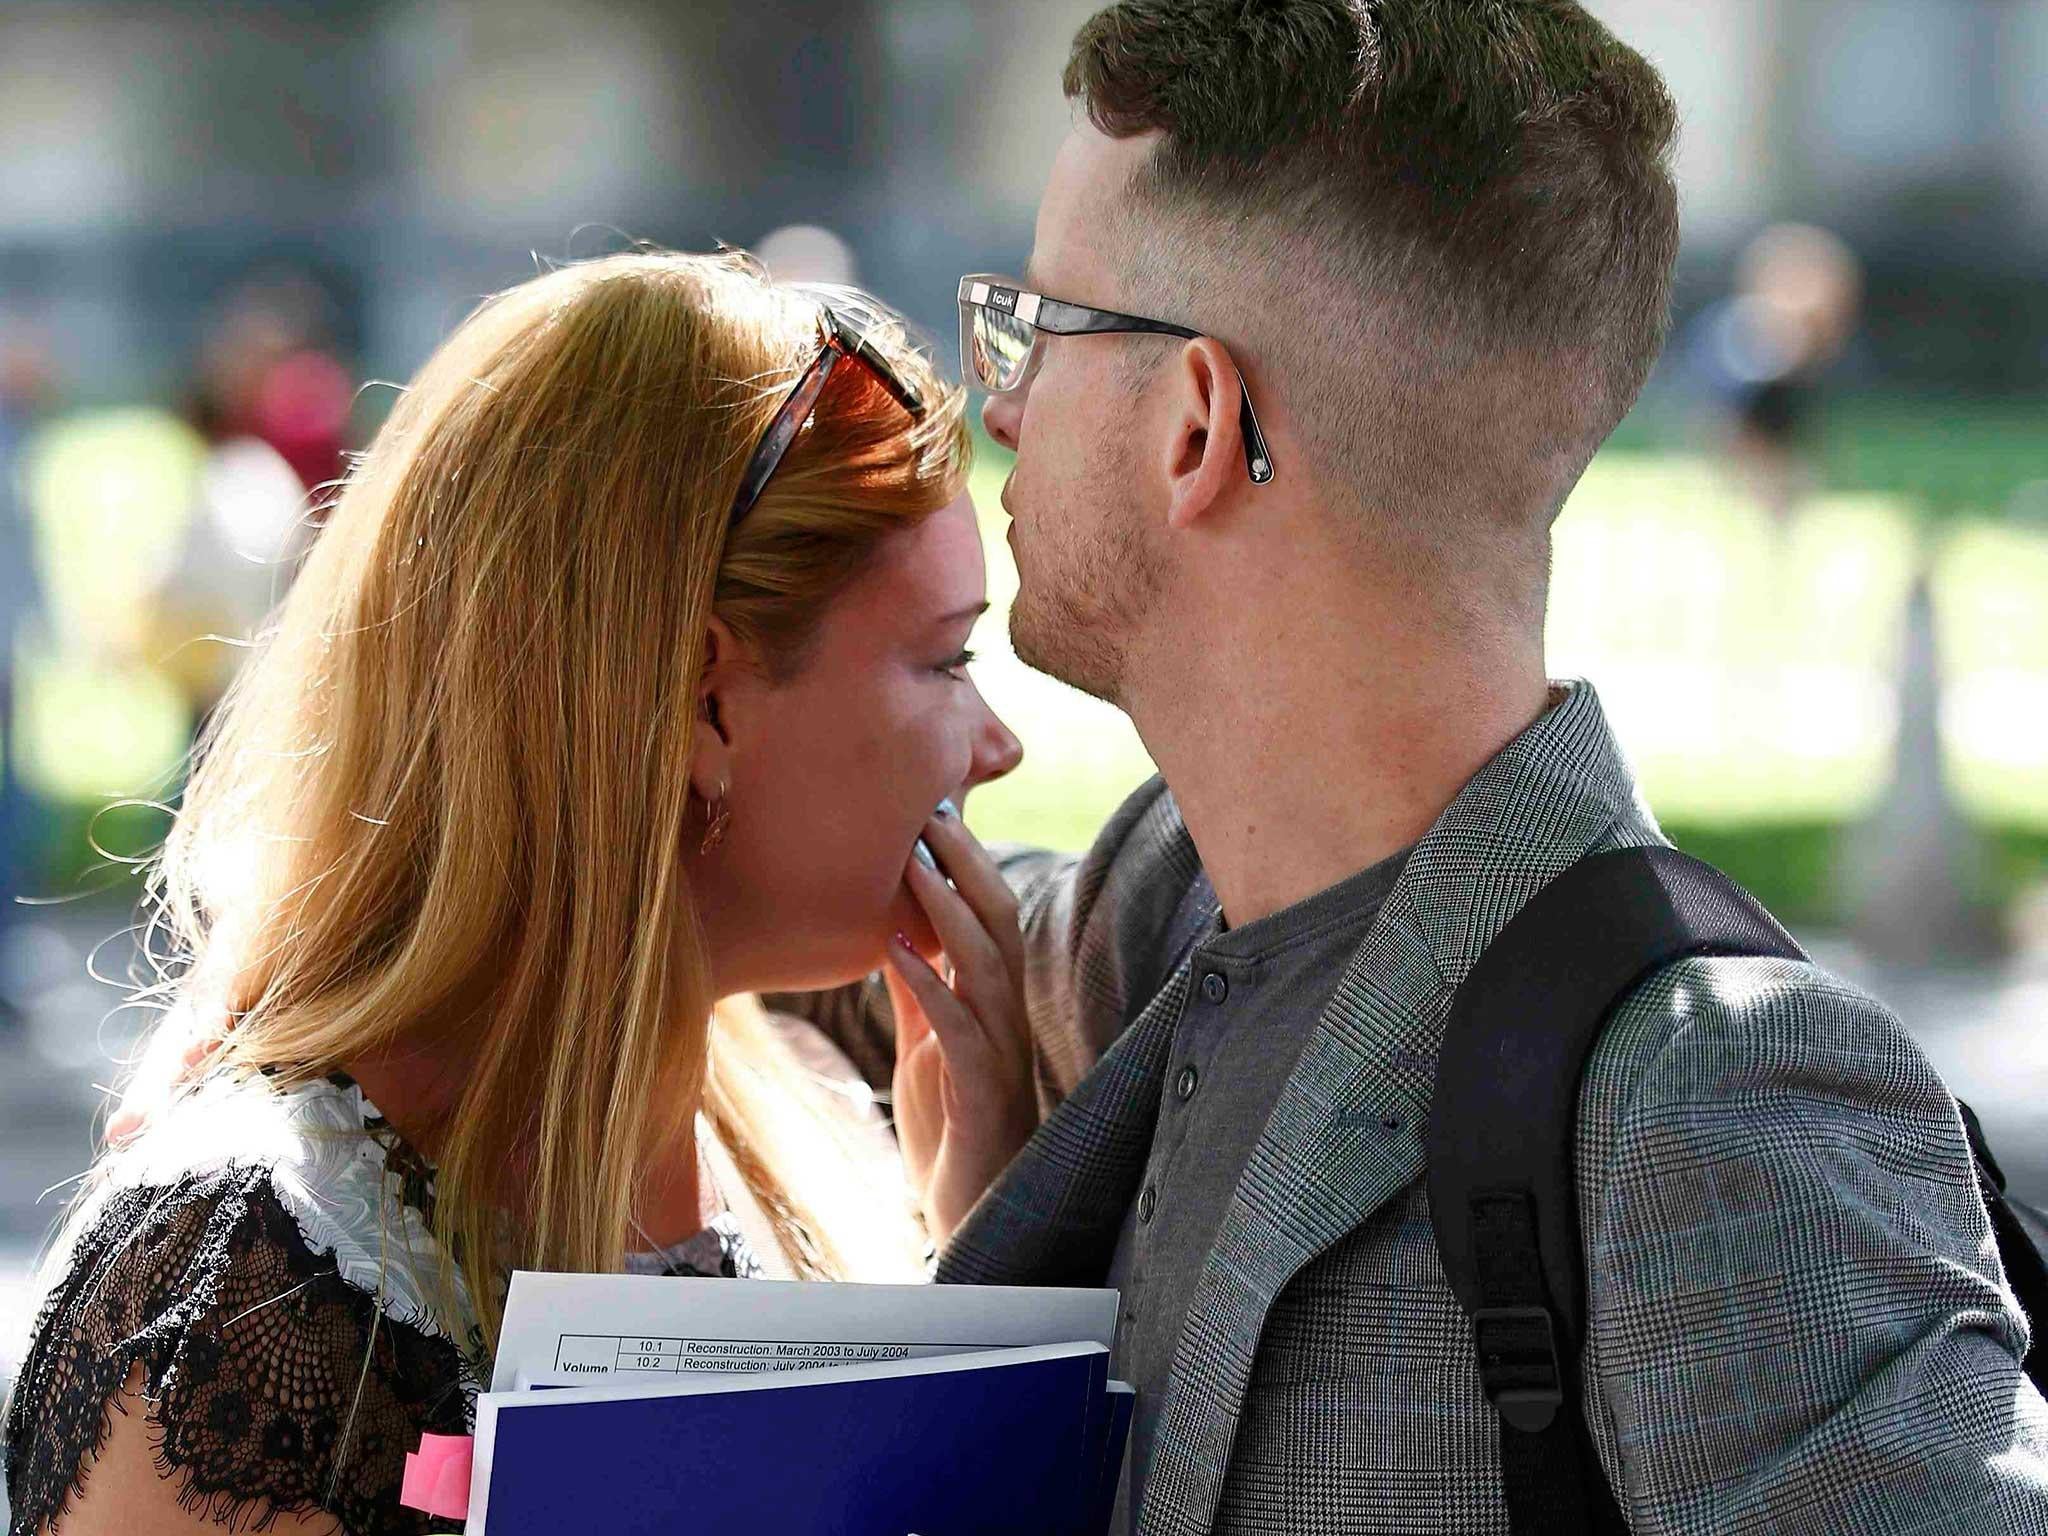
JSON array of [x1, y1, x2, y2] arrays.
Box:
[[956, 274, 1275, 485], [729, 306, 928, 529]]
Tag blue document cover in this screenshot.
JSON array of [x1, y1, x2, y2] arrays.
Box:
[[472, 1341, 1110, 1536], [1083, 1382, 1136, 1536]]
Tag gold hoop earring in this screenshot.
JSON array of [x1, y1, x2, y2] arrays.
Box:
[[699, 780, 731, 854]]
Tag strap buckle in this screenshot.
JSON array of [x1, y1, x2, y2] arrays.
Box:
[[1470, 1305, 1565, 1432]]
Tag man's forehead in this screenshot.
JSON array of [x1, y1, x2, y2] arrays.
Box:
[[1028, 122, 1158, 293]]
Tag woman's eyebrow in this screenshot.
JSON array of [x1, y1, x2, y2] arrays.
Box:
[[932, 601, 991, 627]]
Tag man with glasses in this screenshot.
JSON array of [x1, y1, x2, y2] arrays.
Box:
[[928, 3, 2048, 1534]]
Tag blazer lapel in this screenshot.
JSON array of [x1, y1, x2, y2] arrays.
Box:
[[1136, 881, 1447, 1536], [1138, 682, 1656, 1536], [937, 963, 1192, 1287]]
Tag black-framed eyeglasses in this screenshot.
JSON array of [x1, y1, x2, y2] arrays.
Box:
[[957, 274, 1275, 485], [729, 306, 928, 528]]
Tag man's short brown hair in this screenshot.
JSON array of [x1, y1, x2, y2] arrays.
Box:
[[1064, 0, 1679, 556]]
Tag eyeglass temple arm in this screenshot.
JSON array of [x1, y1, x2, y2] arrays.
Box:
[[1234, 387, 1274, 485], [1032, 299, 1274, 484], [826, 313, 926, 417], [729, 348, 844, 524]]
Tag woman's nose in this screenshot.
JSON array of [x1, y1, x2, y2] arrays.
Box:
[[967, 696, 1025, 789]]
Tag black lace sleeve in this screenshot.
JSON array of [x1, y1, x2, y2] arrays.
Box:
[[3, 1165, 474, 1536]]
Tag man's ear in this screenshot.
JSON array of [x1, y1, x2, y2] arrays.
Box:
[[689, 614, 748, 804], [1161, 336, 1247, 533]]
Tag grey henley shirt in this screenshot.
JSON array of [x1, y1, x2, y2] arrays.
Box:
[[1105, 844, 1413, 1534]]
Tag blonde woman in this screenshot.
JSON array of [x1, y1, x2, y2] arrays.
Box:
[[2, 250, 1036, 1536]]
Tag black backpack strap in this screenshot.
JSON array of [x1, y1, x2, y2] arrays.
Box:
[[1958, 1102, 2048, 1393], [1427, 846, 1806, 1535]]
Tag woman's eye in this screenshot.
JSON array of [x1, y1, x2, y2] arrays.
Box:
[[937, 648, 978, 679]]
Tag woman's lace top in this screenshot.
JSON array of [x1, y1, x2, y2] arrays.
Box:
[[2, 1072, 760, 1535]]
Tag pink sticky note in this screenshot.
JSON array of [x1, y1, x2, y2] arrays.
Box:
[[399, 1431, 473, 1520]]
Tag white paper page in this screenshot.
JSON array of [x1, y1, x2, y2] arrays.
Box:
[[490, 1271, 1121, 1391]]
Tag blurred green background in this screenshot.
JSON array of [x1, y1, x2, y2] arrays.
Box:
[[36, 404, 2045, 928]]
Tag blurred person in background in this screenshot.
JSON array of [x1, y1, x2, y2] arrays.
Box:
[[156, 277, 354, 735], [0, 336, 51, 1024], [1686, 221, 1865, 521], [187, 273, 354, 499], [1, 249, 1033, 1536]]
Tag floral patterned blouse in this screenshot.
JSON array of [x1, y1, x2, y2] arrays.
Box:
[[2, 1070, 762, 1536]]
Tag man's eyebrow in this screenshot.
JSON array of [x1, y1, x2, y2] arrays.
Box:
[[1020, 258, 1041, 292]]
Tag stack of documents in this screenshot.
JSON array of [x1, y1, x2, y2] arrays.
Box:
[[465, 1272, 1134, 1535]]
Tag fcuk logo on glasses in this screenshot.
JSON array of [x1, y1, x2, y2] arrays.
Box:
[[989, 288, 1017, 311]]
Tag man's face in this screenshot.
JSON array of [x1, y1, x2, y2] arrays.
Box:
[[982, 124, 1166, 707]]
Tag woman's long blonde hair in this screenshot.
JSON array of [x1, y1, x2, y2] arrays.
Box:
[[147, 249, 967, 1346]]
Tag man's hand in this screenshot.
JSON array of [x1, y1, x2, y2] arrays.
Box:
[[886, 805, 1039, 1246]]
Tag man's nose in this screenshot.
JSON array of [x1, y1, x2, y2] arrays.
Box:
[[981, 390, 1023, 453]]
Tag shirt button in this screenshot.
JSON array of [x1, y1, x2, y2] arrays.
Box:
[[1138, 1184, 1158, 1224], [1175, 1065, 1199, 1102], [1200, 972, 1228, 1004]]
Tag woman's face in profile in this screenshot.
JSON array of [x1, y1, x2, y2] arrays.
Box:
[[698, 491, 1024, 996]]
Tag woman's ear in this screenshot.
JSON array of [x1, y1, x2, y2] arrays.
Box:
[[689, 615, 745, 805]]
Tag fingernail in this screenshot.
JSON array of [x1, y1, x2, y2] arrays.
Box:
[[934, 796, 959, 819], [911, 837, 938, 871]]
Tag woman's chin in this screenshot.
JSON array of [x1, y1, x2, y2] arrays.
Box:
[[885, 893, 944, 965], [905, 920, 943, 965]]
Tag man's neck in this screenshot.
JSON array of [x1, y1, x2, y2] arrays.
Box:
[[1124, 571, 1550, 929]]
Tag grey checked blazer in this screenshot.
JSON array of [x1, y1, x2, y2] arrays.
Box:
[[925, 682, 2048, 1536]]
